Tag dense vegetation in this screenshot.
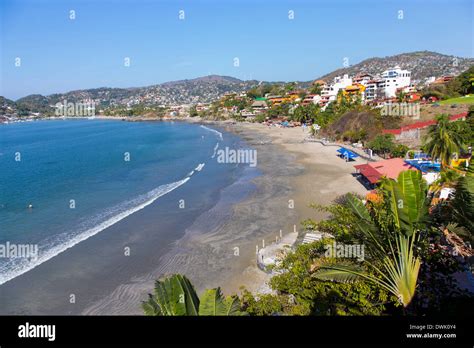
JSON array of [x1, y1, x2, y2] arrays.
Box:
[[423, 112, 473, 167], [242, 171, 472, 316], [142, 104, 473, 316], [421, 65, 474, 100], [143, 168, 473, 315], [367, 134, 409, 158]]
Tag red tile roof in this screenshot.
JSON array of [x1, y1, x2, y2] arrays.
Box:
[[354, 158, 417, 184]]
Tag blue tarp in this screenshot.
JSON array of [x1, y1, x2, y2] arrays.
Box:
[[337, 147, 359, 160]]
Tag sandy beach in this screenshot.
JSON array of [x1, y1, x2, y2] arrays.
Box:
[[216, 123, 370, 294], [0, 121, 370, 315], [79, 122, 371, 314]]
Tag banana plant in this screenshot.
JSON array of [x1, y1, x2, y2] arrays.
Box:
[[142, 274, 246, 316], [379, 170, 428, 236], [198, 288, 243, 316], [142, 274, 200, 315]]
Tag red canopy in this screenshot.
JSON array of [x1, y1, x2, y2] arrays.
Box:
[[354, 158, 417, 184], [354, 163, 382, 184]]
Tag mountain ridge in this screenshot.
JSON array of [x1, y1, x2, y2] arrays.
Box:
[[315, 51, 473, 83], [2, 51, 473, 116]]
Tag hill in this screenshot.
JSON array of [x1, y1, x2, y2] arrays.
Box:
[[315, 51, 474, 83], [2, 51, 473, 117], [10, 75, 260, 116]]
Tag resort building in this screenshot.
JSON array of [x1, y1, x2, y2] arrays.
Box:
[[321, 74, 353, 106], [352, 73, 373, 86], [343, 83, 366, 101], [287, 91, 302, 101], [318, 94, 331, 107], [241, 110, 256, 119], [251, 99, 268, 113], [195, 103, 210, 112], [311, 67, 413, 106], [302, 94, 322, 106], [354, 158, 417, 187], [267, 94, 298, 106], [364, 80, 380, 101], [379, 66, 411, 98], [401, 91, 421, 103]]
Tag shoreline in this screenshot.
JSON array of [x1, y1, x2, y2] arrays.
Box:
[[214, 123, 370, 295], [0, 119, 370, 314], [1, 115, 229, 124], [0, 120, 249, 314], [82, 122, 304, 313]]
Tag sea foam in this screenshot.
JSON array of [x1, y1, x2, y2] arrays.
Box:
[[0, 177, 190, 285], [200, 125, 223, 140]]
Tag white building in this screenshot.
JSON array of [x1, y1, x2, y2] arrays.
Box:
[[379, 66, 411, 98], [321, 74, 353, 104], [353, 73, 373, 86], [364, 79, 387, 101], [364, 80, 378, 101]]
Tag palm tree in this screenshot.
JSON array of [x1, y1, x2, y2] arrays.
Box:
[[423, 114, 465, 168], [142, 274, 245, 316], [312, 171, 428, 308]]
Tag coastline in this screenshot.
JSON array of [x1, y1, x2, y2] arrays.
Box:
[[81, 122, 304, 314], [0, 120, 270, 315], [0, 119, 370, 315], [214, 123, 370, 295]]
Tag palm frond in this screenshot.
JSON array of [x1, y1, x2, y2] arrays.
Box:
[[313, 261, 366, 283], [143, 274, 200, 316], [313, 233, 421, 307]]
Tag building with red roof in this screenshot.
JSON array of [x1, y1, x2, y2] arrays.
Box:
[[354, 158, 417, 185]]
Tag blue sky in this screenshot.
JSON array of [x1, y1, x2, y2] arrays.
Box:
[[1, 0, 472, 100]]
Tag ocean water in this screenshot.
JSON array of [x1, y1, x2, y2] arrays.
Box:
[[0, 119, 254, 286]]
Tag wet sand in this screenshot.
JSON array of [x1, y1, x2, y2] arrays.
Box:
[[217, 123, 370, 294], [0, 123, 369, 315], [82, 125, 304, 314]]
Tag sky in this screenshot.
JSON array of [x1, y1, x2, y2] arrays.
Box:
[[0, 0, 473, 100]]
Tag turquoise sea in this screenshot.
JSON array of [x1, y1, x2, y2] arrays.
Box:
[[0, 119, 254, 286]]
